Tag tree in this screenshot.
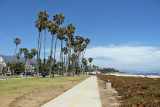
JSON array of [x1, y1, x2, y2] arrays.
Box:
[[67, 24, 75, 75], [13, 38, 21, 62], [82, 58, 87, 73], [47, 22, 58, 77], [53, 13, 65, 25], [23, 48, 29, 75], [63, 47, 68, 74], [31, 48, 37, 63], [52, 13, 65, 76], [88, 58, 93, 70], [36, 10, 50, 77], [35, 18, 42, 76], [57, 27, 67, 75], [16, 52, 21, 62]]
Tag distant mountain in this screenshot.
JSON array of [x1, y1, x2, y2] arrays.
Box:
[[0, 55, 36, 63]]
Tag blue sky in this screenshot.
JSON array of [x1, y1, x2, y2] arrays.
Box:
[[1, 0, 160, 72]]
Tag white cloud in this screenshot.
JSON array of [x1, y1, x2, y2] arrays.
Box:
[[41, 45, 160, 71], [85, 45, 160, 71]]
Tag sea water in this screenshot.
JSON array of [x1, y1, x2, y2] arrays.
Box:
[[135, 73, 160, 76]]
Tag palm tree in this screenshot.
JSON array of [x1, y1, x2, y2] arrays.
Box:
[[13, 38, 21, 62], [67, 24, 75, 75], [88, 58, 93, 71], [57, 27, 67, 75], [36, 10, 50, 77], [35, 19, 42, 76], [28, 52, 33, 64], [53, 13, 65, 76], [53, 13, 65, 25], [63, 47, 68, 74], [21, 48, 29, 76], [71, 53, 78, 75], [47, 22, 58, 77], [16, 52, 21, 62], [82, 58, 87, 73], [83, 38, 90, 58], [31, 48, 37, 64]]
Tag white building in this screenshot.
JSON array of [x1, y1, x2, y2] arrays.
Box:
[[0, 56, 6, 74]]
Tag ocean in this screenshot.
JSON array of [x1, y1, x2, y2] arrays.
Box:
[[135, 73, 160, 76]]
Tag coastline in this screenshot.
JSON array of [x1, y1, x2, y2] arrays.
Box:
[[105, 73, 160, 78]]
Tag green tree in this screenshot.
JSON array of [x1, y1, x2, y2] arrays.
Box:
[[31, 48, 37, 63], [88, 58, 93, 70], [13, 38, 21, 62], [57, 27, 67, 75], [67, 24, 75, 75], [16, 52, 21, 62], [82, 58, 87, 73], [47, 22, 58, 77], [53, 13, 65, 76], [36, 10, 50, 77], [35, 19, 42, 76]]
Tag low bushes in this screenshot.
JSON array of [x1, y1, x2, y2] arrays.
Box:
[[100, 75, 160, 107]]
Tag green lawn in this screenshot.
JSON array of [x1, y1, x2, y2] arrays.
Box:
[[0, 75, 89, 107]]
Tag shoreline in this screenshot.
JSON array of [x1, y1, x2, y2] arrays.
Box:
[[105, 73, 160, 78]]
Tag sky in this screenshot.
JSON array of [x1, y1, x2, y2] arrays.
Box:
[[0, 0, 160, 72]]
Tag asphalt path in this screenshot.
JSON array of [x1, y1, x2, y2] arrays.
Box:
[[42, 76, 102, 107]]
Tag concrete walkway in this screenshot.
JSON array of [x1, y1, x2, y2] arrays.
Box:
[[42, 76, 102, 107]]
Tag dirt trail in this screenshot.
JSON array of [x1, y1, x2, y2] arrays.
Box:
[[97, 78, 120, 107]]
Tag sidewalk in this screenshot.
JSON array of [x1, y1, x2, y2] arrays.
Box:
[[42, 76, 102, 107]]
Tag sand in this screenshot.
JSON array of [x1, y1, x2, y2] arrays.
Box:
[[105, 73, 160, 78]]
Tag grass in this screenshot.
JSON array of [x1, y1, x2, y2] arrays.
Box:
[[0, 75, 90, 107]]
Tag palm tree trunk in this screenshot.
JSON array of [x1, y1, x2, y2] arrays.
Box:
[[61, 40, 63, 75], [36, 31, 40, 76], [43, 28, 46, 76], [49, 34, 54, 78], [53, 36, 58, 77], [24, 58, 27, 77], [13, 45, 17, 62], [67, 41, 71, 76], [81, 48, 86, 70], [64, 54, 65, 75], [39, 31, 42, 65]]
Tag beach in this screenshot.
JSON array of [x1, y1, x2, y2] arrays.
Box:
[[106, 73, 160, 78]]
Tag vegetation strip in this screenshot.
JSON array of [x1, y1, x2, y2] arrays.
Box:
[[100, 75, 160, 106]]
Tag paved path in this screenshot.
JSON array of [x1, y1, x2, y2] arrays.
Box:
[[42, 76, 102, 107]]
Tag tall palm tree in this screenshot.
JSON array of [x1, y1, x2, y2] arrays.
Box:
[[35, 19, 42, 76], [63, 47, 68, 74], [37, 10, 50, 76], [57, 27, 67, 75], [47, 22, 58, 77], [88, 58, 93, 70], [67, 24, 75, 75], [53, 13, 65, 76], [13, 38, 21, 62], [83, 38, 90, 58]]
